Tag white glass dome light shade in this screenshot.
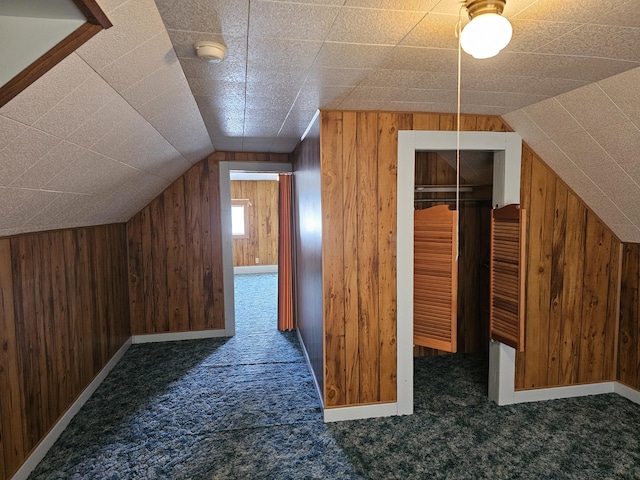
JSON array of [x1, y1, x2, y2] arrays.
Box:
[[460, 12, 513, 59]]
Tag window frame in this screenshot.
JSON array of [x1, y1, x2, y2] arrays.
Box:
[[0, 0, 112, 108]]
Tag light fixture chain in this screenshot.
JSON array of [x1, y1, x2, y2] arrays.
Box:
[[455, 9, 463, 262]]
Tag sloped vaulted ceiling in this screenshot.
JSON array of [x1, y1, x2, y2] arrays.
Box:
[[1, 0, 640, 242], [504, 68, 640, 243], [0, 0, 213, 237]]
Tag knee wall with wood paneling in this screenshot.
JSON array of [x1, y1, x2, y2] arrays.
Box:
[[230, 180, 278, 267], [0, 224, 130, 480], [618, 244, 640, 390], [516, 145, 621, 389], [127, 152, 289, 335]]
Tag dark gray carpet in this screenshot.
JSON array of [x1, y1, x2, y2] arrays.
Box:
[[29, 273, 640, 479], [330, 354, 640, 479], [29, 273, 358, 480]]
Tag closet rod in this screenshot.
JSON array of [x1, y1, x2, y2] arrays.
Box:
[[414, 198, 491, 203]]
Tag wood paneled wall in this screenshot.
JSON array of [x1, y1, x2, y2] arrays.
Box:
[[0, 224, 130, 480], [127, 152, 289, 335], [515, 145, 621, 389], [319, 111, 507, 407], [617, 244, 639, 389], [230, 180, 279, 267], [414, 152, 492, 357], [127, 159, 224, 335], [319, 109, 625, 408], [291, 116, 324, 397]]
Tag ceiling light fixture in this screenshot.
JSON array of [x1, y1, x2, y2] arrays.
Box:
[[460, 0, 512, 59], [194, 41, 227, 62]]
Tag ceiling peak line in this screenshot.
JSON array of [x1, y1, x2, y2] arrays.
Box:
[[241, 0, 254, 150], [76, 93, 194, 172], [2, 54, 95, 130], [390, 10, 431, 48], [541, 154, 640, 231], [77, 30, 168, 82], [520, 111, 640, 229], [71, 36, 206, 162], [265, 0, 347, 150], [0, 112, 32, 131], [76, 49, 199, 169], [2, 185, 94, 196], [314, 9, 433, 119]]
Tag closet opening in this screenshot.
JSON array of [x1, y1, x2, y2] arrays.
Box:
[[413, 151, 493, 360], [413, 150, 494, 389], [396, 130, 523, 415]]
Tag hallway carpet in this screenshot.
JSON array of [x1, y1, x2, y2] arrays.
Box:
[[29, 273, 358, 479], [28, 273, 640, 479]]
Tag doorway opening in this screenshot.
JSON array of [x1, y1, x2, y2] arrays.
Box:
[[413, 150, 494, 401], [230, 171, 280, 335], [218, 161, 293, 337], [397, 130, 522, 415]]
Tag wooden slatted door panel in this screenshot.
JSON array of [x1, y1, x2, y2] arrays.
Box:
[[490, 204, 526, 351], [414, 205, 458, 352]]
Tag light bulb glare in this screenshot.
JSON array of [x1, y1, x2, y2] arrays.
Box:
[[460, 13, 512, 59]]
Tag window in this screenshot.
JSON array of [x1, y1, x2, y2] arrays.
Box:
[[0, 0, 112, 107], [231, 199, 250, 238]]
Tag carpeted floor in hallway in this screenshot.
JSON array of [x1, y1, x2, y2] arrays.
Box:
[[28, 273, 640, 479], [29, 273, 358, 479]]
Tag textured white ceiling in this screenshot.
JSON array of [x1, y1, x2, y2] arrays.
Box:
[[1, 0, 640, 241], [155, 0, 640, 154], [504, 66, 640, 243], [155, 0, 640, 242], [0, 0, 213, 236]]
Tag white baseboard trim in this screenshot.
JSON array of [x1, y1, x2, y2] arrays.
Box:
[[234, 265, 278, 274], [513, 382, 615, 404], [296, 329, 324, 410], [11, 338, 132, 480], [323, 381, 640, 423], [131, 329, 229, 344], [324, 382, 630, 422], [614, 382, 640, 405], [324, 402, 398, 423]]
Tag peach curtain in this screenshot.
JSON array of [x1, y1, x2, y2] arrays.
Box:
[[277, 173, 294, 331]]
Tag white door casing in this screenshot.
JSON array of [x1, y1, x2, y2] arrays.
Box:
[[396, 130, 522, 415]]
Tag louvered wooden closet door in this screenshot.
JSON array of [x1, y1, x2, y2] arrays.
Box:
[[414, 205, 458, 353], [490, 204, 526, 351]]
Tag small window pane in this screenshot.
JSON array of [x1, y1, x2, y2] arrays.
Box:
[[231, 204, 245, 236]]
